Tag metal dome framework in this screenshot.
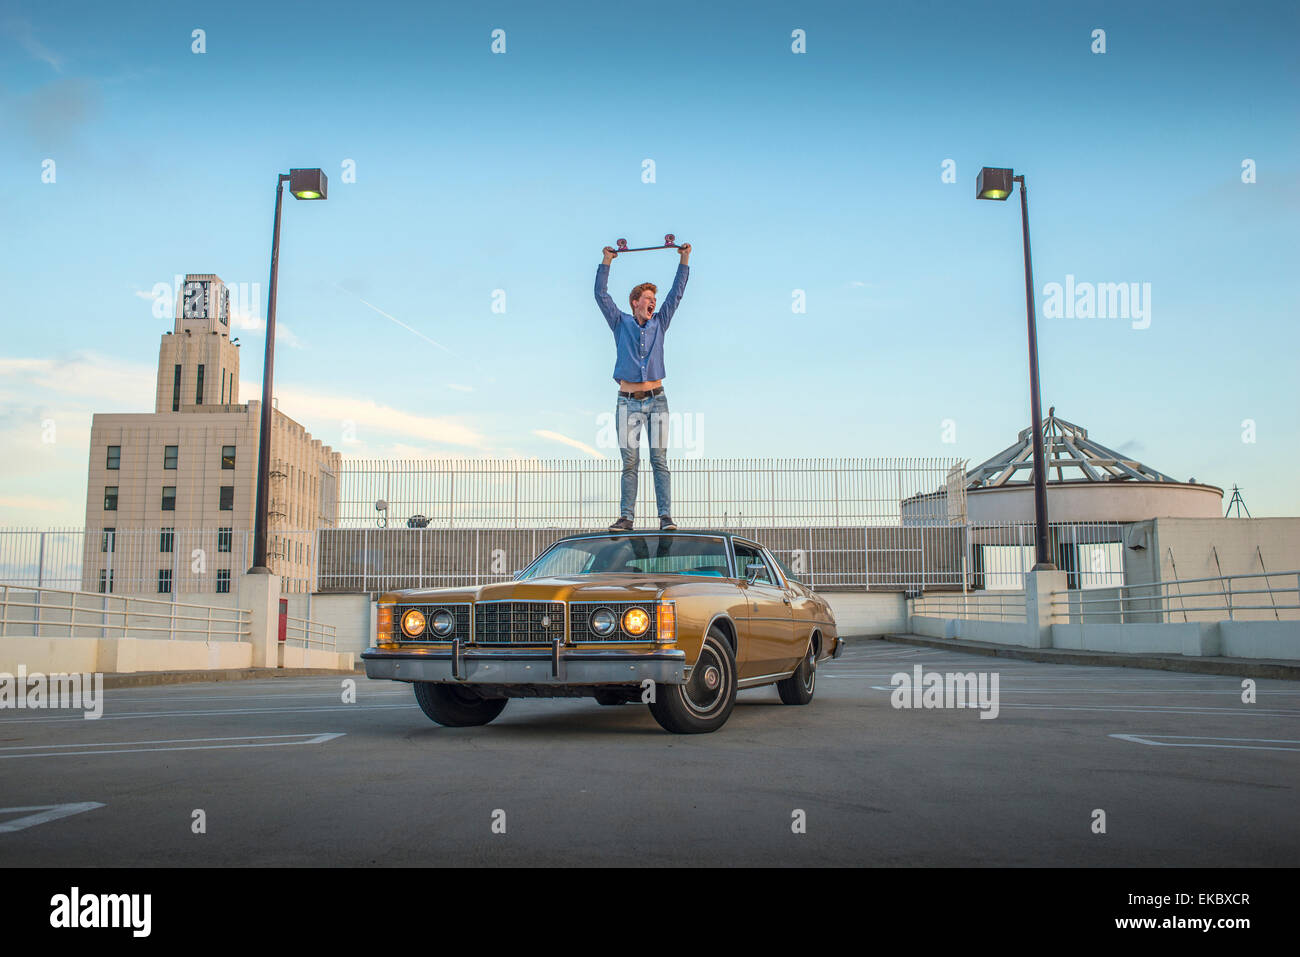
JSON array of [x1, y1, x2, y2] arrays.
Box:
[[965, 408, 1178, 489]]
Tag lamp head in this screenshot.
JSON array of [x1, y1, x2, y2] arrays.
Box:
[[976, 166, 1015, 201], [289, 168, 328, 200]]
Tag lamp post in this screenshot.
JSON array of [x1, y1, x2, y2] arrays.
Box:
[[250, 168, 328, 573], [976, 166, 1054, 570]]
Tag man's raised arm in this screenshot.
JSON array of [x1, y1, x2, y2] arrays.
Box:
[[594, 246, 623, 330], [657, 243, 692, 329]]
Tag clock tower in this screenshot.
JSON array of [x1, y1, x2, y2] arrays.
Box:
[[155, 274, 242, 412]]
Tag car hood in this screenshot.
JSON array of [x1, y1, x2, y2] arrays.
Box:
[[386, 573, 704, 604]]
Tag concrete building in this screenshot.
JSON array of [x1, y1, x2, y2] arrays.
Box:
[[82, 274, 340, 595]]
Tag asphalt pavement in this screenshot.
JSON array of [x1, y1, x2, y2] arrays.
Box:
[[1, 639, 1296, 866]]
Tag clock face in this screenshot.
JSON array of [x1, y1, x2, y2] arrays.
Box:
[[183, 282, 205, 318]]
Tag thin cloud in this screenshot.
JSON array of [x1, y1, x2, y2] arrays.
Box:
[[332, 282, 463, 361], [533, 429, 607, 459]]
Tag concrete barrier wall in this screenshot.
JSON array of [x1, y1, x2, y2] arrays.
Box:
[[0, 637, 253, 674], [279, 644, 354, 671], [1052, 622, 1217, 656], [823, 593, 906, 636], [1219, 621, 1300, 659], [285, 594, 373, 656], [0, 638, 102, 674], [912, 615, 1032, 646]]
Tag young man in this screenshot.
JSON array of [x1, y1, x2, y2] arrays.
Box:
[[595, 241, 691, 531]]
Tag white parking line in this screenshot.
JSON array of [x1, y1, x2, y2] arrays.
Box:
[[0, 732, 346, 760], [1000, 704, 1300, 718], [0, 703, 415, 724], [0, 802, 105, 833], [1110, 734, 1300, 752]]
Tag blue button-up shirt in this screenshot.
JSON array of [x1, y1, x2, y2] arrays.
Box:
[[595, 263, 689, 383]]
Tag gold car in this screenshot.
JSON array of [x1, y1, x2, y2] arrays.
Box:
[[361, 530, 843, 733]]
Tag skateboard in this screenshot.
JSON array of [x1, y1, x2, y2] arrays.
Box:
[[612, 234, 684, 253]]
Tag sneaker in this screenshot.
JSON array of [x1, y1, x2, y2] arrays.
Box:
[[659, 516, 678, 531], [608, 517, 634, 531]]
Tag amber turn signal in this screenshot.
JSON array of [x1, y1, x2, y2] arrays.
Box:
[[656, 602, 676, 643]]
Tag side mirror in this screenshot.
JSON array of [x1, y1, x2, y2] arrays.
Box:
[[745, 563, 764, 584]]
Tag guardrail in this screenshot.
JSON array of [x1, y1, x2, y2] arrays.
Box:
[[283, 614, 336, 650], [1052, 570, 1300, 623], [909, 591, 1027, 622], [0, 584, 252, 641]]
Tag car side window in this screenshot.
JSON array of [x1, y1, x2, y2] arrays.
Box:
[[734, 543, 774, 585]]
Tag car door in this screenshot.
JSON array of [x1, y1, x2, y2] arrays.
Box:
[[733, 541, 794, 679], [766, 546, 817, 669]]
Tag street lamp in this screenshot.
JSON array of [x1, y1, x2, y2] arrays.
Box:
[[250, 168, 328, 574], [976, 166, 1055, 570]]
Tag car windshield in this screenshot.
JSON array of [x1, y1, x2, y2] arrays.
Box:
[[521, 535, 731, 579]]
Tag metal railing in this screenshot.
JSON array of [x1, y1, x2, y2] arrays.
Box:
[[0, 527, 314, 596], [283, 614, 336, 650], [338, 457, 968, 529], [0, 584, 252, 642], [909, 591, 1027, 622], [1052, 570, 1300, 623]]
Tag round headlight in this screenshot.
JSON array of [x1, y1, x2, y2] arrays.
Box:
[[622, 607, 650, 636], [401, 609, 426, 638], [431, 609, 455, 637], [590, 607, 617, 637]]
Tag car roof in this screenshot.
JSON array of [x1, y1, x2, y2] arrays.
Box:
[[552, 529, 757, 544]]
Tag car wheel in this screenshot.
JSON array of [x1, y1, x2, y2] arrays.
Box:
[[648, 626, 737, 734], [413, 682, 508, 727], [776, 639, 817, 705]]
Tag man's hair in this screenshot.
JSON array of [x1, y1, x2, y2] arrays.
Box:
[[629, 282, 657, 310]]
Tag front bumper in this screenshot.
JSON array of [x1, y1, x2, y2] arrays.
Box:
[[362, 643, 687, 686]]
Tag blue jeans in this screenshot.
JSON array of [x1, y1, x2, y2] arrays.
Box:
[[617, 390, 671, 519]]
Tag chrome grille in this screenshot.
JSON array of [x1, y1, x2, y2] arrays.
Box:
[[473, 600, 566, 644], [569, 600, 658, 643], [393, 602, 470, 642]]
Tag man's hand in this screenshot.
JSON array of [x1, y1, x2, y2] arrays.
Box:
[[678, 242, 691, 265], [602, 246, 618, 265]]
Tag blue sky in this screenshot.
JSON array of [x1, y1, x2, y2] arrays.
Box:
[[2, 0, 1297, 524]]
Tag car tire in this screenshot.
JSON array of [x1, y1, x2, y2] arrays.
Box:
[[648, 626, 737, 734], [413, 682, 508, 727], [776, 639, 817, 705]]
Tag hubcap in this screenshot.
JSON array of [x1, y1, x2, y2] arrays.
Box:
[[802, 647, 816, 692], [683, 643, 727, 716]]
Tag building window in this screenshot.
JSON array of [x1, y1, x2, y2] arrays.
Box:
[[219, 486, 234, 511], [160, 528, 174, 553], [158, 569, 172, 594], [164, 445, 178, 469], [196, 364, 205, 405], [220, 370, 226, 404], [106, 446, 120, 470], [216, 569, 231, 593], [98, 570, 114, 594], [101, 528, 116, 552], [172, 364, 181, 412], [222, 445, 236, 469], [218, 527, 232, 553], [104, 487, 119, 511], [162, 486, 176, 511]]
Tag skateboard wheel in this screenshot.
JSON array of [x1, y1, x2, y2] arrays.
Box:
[[616, 238, 628, 250], [664, 233, 675, 246]]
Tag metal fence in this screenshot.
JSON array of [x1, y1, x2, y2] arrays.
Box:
[[1054, 570, 1300, 624], [0, 584, 252, 642], [0, 520, 1131, 596], [0, 527, 313, 596], [337, 457, 969, 529]]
